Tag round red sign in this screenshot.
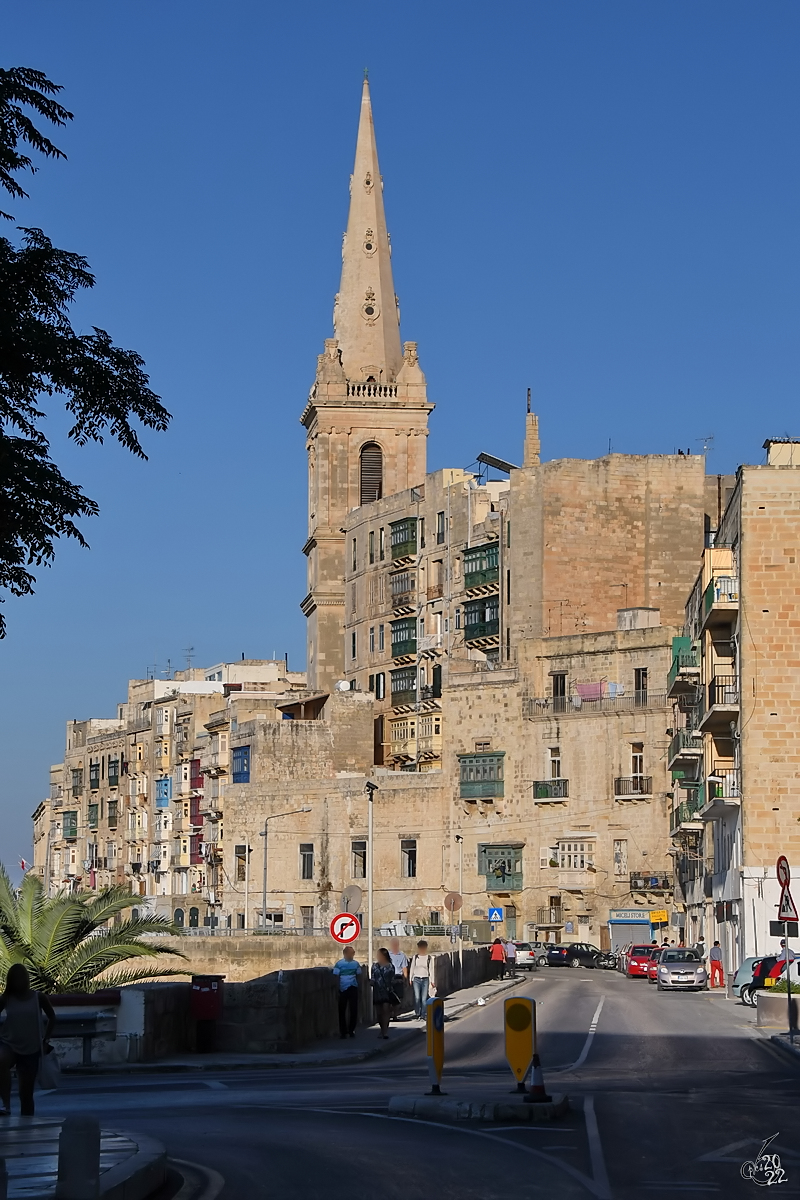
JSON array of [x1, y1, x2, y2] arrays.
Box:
[[330, 912, 361, 944]]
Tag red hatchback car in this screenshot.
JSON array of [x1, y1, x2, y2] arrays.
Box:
[[627, 944, 659, 978]]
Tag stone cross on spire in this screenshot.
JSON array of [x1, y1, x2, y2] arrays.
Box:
[[333, 78, 403, 382]]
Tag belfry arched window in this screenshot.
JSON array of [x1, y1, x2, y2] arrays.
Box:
[[360, 442, 383, 505]]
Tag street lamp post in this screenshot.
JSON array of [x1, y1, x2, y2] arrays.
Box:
[[365, 782, 378, 971], [455, 835, 464, 982], [259, 807, 312, 930]]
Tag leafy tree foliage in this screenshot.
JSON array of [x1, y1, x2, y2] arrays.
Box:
[[0, 67, 170, 635], [0, 866, 186, 993]]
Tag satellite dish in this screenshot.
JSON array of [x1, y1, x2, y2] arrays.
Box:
[[444, 892, 463, 913], [342, 885, 363, 913], [335, 680, 351, 692]]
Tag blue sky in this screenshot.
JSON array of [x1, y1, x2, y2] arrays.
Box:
[[2, 2, 799, 872]]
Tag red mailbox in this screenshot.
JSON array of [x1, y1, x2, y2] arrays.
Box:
[[190, 975, 225, 1020]]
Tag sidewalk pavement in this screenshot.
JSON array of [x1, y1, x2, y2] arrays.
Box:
[[0, 1117, 165, 1200], [64, 970, 525, 1075]]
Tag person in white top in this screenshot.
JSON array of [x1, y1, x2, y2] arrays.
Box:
[[504, 940, 517, 978], [408, 940, 436, 1018]]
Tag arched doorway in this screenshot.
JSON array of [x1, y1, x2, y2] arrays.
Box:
[[189, 906, 199, 928], [360, 442, 383, 504], [174, 908, 185, 927]]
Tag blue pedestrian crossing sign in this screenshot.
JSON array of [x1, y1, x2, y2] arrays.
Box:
[[488, 907, 504, 923]]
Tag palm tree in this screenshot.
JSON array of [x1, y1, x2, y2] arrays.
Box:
[[0, 866, 187, 993]]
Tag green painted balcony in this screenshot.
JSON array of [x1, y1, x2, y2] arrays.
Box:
[[464, 618, 499, 642]]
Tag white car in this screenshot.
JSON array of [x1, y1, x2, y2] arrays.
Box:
[[512, 941, 538, 971]]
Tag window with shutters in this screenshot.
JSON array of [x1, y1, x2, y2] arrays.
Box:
[[360, 443, 383, 504]]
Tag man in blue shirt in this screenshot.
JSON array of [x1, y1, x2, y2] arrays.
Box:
[[333, 945, 361, 1038]]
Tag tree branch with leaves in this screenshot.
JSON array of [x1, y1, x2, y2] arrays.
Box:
[[0, 66, 170, 635]]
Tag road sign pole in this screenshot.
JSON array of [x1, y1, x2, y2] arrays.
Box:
[[368, 789, 374, 973], [786, 921, 794, 1045]]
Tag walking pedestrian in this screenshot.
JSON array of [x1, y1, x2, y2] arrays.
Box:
[[371, 948, 398, 1039], [504, 938, 517, 978], [709, 940, 724, 988], [409, 940, 435, 1018], [490, 938, 507, 980], [388, 937, 409, 1021], [332, 944, 361, 1039], [0, 964, 56, 1117]]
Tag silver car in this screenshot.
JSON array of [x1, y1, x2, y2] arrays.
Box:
[[655, 948, 708, 991]]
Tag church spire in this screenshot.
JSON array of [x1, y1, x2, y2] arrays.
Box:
[[333, 78, 403, 382]]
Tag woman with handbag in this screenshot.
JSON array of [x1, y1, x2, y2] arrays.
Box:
[[0, 964, 56, 1116], [370, 948, 398, 1040]]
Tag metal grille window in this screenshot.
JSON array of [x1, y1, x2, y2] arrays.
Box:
[[232, 745, 251, 784], [401, 839, 417, 877], [300, 843, 314, 880], [351, 840, 366, 878], [559, 841, 594, 869], [360, 442, 383, 504]]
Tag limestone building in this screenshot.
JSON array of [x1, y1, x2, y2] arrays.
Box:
[[34, 79, 769, 956], [669, 437, 800, 967]]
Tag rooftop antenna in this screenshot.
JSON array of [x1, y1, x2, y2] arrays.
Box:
[[697, 434, 714, 455], [184, 645, 195, 670], [163, 658, 171, 679], [527, 387, 531, 414]]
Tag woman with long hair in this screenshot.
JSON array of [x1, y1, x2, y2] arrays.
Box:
[[370, 948, 397, 1040], [0, 964, 56, 1116]]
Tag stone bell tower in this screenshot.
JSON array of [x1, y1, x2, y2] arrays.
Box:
[[300, 79, 432, 694]]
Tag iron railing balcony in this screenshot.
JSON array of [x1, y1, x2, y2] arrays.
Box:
[[667, 730, 703, 770], [523, 691, 667, 717], [698, 675, 739, 734], [532, 779, 569, 800], [536, 906, 564, 927], [667, 650, 700, 697], [630, 872, 674, 893], [702, 576, 739, 631], [614, 776, 653, 798]]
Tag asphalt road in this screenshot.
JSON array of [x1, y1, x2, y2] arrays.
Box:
[[36, 967, 800, 1199]]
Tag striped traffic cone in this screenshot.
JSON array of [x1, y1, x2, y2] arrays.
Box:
[[524, 1054, 552, 1103]]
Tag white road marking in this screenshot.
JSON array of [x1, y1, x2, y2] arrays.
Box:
[[170, 1157, 226, 1200], [203, 1080, 228, 1089], [583, 1095, 612, 1200], [320, 1109, 609, 1198], [554, 997, 605, 1073]]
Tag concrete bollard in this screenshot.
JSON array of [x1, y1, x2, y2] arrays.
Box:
[[55, 1116, 100, 1200], [0, 1156, 7, 1200]]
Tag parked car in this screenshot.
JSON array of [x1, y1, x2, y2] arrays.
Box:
[[626, 944, 660, 978], [546, 942, 615, 969], [647, 952, 661, 983], [740, 956, 800, 1006], [512, 941, 539, 971], [654, 947, 708, 991], [732, 956, 761, 1003]]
